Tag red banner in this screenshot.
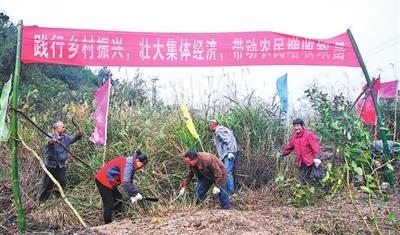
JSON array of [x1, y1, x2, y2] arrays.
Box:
[[21, 26, 360, 67]]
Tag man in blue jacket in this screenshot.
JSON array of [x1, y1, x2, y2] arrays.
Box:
[[38, 121, 82, 203], [209, 119, 238, 195]]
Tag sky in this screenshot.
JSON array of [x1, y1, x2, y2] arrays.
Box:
[[1, 0, 399, 113]]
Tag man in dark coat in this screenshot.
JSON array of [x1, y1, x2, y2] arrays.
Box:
[[38, 121, 82, 203], [179, 151, 230, 209]]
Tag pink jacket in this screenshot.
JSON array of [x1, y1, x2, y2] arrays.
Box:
[[282, 129, 320, 167]]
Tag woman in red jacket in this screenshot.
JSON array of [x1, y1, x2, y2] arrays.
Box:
[[95, 150, 148, 224], [281, 118, 323, 184]]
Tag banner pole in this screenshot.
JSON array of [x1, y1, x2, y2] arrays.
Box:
[[102, 77, 111, 164], [11, 20, 26, 232], [347, 29, 396, 192]]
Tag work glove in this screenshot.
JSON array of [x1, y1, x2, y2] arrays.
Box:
[[178, 187, 186, 196], [227, 153, 235, 160], [275, 151, 282, 159], [212, 186, 220, 194], [313, 158, 322, 168], [130, 193, 143, 204]]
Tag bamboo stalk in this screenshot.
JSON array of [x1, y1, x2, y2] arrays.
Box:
[[198, 138, 205, 152], [367, 194, 383, 235], [343, 155, 374, 234], [18, 133, 88, 228], [10, 20, 26, 232]]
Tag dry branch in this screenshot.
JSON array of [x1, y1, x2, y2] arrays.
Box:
[[18, 133, 87, 228]]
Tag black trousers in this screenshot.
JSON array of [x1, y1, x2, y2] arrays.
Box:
[[299, 163, 324, 184], [38, 166, 67, 203], [95, 179, 123, 224]]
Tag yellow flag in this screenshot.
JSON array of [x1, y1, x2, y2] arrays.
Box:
[[180, 102, 200, 140]]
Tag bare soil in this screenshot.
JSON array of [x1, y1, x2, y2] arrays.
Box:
[[2, 180, 400, 235], [74, 186, 400, 235]]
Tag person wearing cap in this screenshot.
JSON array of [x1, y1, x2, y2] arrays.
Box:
[[178, 151, 230, 209], [208, 119, 238, 195], [280, 118, 323, 184], [95, 150, 149, 224], [38, 121, 83, 203]]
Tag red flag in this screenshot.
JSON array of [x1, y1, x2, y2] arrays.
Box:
[[90, 78, 111, 145], [356, 78, 380, 125], [379, 80, 398, 98]]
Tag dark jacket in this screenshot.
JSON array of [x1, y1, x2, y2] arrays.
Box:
[[182, 152, 227, 188], [43, 133, 81, 168]]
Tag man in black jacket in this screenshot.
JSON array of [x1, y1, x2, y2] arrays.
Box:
[[38, 121, 82, 203]]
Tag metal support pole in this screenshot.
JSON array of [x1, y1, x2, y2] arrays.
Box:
[[347, 29, 396, 192]]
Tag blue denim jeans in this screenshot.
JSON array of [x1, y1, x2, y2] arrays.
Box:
[[223, 152, 237, 194], [196, 178, 230, 209]]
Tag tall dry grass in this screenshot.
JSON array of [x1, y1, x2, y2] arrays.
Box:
[[7, 80, 397, 232]]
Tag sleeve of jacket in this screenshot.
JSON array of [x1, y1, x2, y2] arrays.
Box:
[[181, 167, 194, 188], [216, 130, 232, 152], [282, 137, 295, 156], [122, 157, 139, 197], [210, 160, 224, 188], [43, 135, 55, 159], [308, 132, 321, 157], [69, 133, 82, 145], [46, 133, 56, 147]]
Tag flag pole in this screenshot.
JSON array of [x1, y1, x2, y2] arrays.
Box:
[[102, 78, 111, 165], [198, 138, 205, 152], [347, 29, 396, 192], [10, 20, 26, 232], [286, 76, 289, 126]]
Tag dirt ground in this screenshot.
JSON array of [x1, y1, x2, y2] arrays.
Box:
[[2, 181, 400, 235], [73, 186, 400, 235]]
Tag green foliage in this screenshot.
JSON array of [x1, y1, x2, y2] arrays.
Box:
[[387, 213, 397, 225], [380, 98, 400, 140], [305, 86, 371, 148], [288, 184, 316, 207], [0, 12, 17, 83], [304, 85, 400, 231], [305, 86, 376, 178], [110, 73, 149, 108], [322, 162, 345, 193], [306, 87, 364, 180]]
